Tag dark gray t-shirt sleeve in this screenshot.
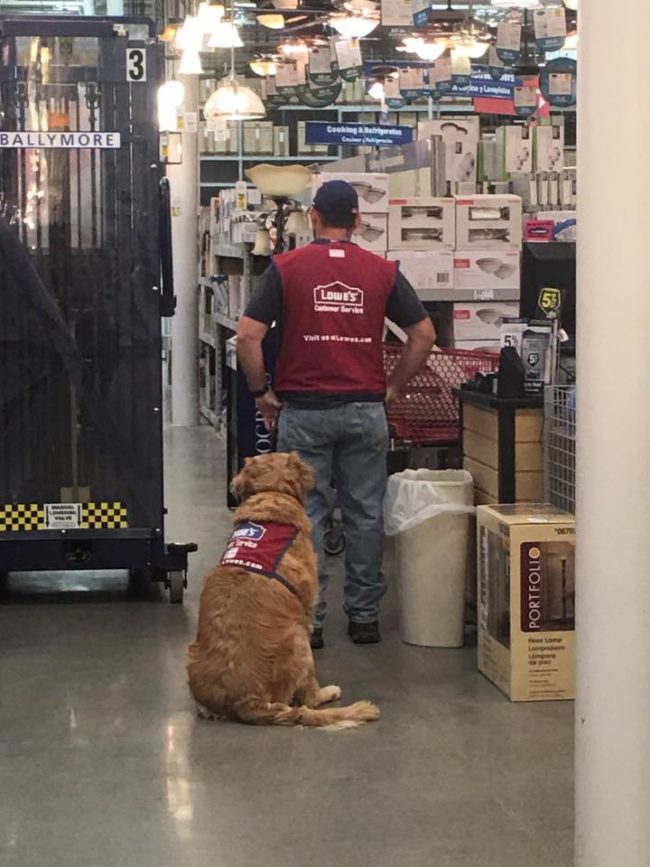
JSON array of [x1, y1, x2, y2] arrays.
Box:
[[243, 261, 282, 326], [386, 269, 428, 328]]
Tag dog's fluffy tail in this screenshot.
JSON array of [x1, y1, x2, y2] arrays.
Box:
[[235, 699, 380, 729]]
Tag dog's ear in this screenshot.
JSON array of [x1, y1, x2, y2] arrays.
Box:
[[231, 458, 255, 502], [287, 451, 315, 502]]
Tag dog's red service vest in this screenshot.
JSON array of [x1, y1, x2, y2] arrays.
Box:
[[220, 521, 299, 596]]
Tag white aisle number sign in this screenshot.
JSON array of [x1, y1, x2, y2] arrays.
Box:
[[126, 48, 147, 82]]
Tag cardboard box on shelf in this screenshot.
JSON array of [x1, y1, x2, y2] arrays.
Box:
[[496, 125, 533, 176], [477, 504, 576, 702], [351, 212, 388, 253], [298, 121, 329, 156], [453, 301, 520, 343], [273, 125, 290, 157], [455, 194, 523, 250], [313, 171, 390, 212], [387, 250, 454, 296], [388, 197, 456, 250], [243, 121, 274, 155], [534, 124, 565, 172], [453, 249, 521, 291], [417, 117, 479, 184]]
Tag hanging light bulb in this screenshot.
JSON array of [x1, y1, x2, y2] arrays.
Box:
[[328, 13, 379, 39], [367, 80, 384, 100], [451, 35, 490, 60], [250, 57, 278, 77], [415, 40, 446, 62], [208, 20, 243, 48], [258, 13, 285, 29], [158, 80, 185, 131], [204, 79, 266, 120], [197, 3, 225, 34], [178, 50, 203, 75], [176, 15, 203, 52]]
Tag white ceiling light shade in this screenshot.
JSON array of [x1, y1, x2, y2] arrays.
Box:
[[563, 31, 578, 49], [278, 40, 309, 58], [415, 40, 446, 62], [328, 13, 380, 39], [204, 81, 266, 120], [258, 13, 286, 29], [178, 50, 203, 75], [367, 80, 385, 100], [208, 20, 243, 48], [157, 80, 185, 131], [564, 0, 578, 8], [176, 15, 203, 52], [250, 57, 278, 76], [197, 3, 225, 34]]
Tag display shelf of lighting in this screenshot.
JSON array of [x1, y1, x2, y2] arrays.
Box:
[[328, 11, 380, 39], [200, 154, 340, 162], [208, 20, 243, 48], [204, 78, 265, 120]]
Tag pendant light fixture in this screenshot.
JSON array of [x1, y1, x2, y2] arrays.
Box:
[[208, 19, 243, 48], [328, 12, 380, 39], [158, 79, 185, 131], [176, 15, 203, 51], [178, 50, 203, 75], [564, 0, 578, 8], [249, 56, 278, 77], [258, 13, 286, 29], [198, 2, 225, 34], [414, 40, 446, 62], [203, 0, 266, 121]]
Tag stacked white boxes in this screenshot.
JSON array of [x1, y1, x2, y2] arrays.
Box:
[[314, 172, 390, 254], [452, 194, 523, 351]]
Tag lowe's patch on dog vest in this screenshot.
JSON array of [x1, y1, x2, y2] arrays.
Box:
[[220, 521, 297, 576]]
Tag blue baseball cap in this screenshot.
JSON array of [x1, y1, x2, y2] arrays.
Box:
[[312, 179, 359, 225]]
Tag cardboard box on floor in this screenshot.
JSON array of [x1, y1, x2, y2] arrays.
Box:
[[477, 504, 576, 702]]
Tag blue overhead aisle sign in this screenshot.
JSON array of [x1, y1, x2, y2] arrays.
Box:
[[305, 121, 414, 148]]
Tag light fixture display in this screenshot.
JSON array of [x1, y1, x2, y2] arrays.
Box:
[[258, 13, 286, 29], [414, 40, 446, 62], [208, 20, 243, 48], [176, 15, 203, 52], [204, 79, 266, 120], [250, 56, 278, 76], [328, 13, 380, 39], [197, 3, 225, 33], [178, 50, 203, 75]]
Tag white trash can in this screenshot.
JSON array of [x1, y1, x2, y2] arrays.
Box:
[[384, 469, 474, 648]]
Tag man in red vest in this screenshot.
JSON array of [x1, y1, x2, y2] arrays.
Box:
[[237, 180, 435, 648]]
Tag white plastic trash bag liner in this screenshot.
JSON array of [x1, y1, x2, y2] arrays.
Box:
[[384, 469, 474, 648]]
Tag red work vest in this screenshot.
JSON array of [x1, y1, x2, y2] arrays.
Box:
[[273, 242, 397, 396]]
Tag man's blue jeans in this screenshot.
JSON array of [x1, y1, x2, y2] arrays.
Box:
[[278, 401, 388, 627]]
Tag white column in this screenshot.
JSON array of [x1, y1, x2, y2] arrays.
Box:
[[168, 74, 200, 427], [576, 3, 650, 866]]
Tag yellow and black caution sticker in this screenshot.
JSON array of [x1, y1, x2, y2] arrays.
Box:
[[0, 504, 46, 532], [0, 502, 129, 532], [81, 502, 129, 530]]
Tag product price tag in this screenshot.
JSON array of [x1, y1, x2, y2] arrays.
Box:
[[399, 66, 426, 99], [412, 0, 431, 27], [514, 85, 538, 118], [384, 74, 405, 109], [496, 20, 522, 65], [451, 52, 471, 87], [380, 0, 413, 27], [534, 6, 567, 52], [486, 46, 506, 80], [549, 72, 572, 96], [276, 62, 300, 94], [183, 112, 198, 133], [474, 288, 495, 301], [309, 44, 338, 86], [334, 38, 363, 81]]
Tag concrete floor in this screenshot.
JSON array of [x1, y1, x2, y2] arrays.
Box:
[[0, 426, 574, 867]]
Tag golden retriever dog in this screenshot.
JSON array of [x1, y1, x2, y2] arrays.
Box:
[[187, 451, 380, 729]]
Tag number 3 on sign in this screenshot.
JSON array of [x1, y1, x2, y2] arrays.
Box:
[[126, 48, 147, 82]]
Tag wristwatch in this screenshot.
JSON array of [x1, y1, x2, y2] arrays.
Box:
[[250, 385, 269, 399]]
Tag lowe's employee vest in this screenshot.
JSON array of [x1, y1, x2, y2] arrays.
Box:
[[273, 242, 397, 396]]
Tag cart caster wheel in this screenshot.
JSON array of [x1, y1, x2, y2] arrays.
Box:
[[166, 570, 186, 604], [324, 527, 346, 557]]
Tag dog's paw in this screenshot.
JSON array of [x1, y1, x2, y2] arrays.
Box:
[[196, 703, 217, 720], [350, 700, 381, 721], [319, 684, 342, 704]]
